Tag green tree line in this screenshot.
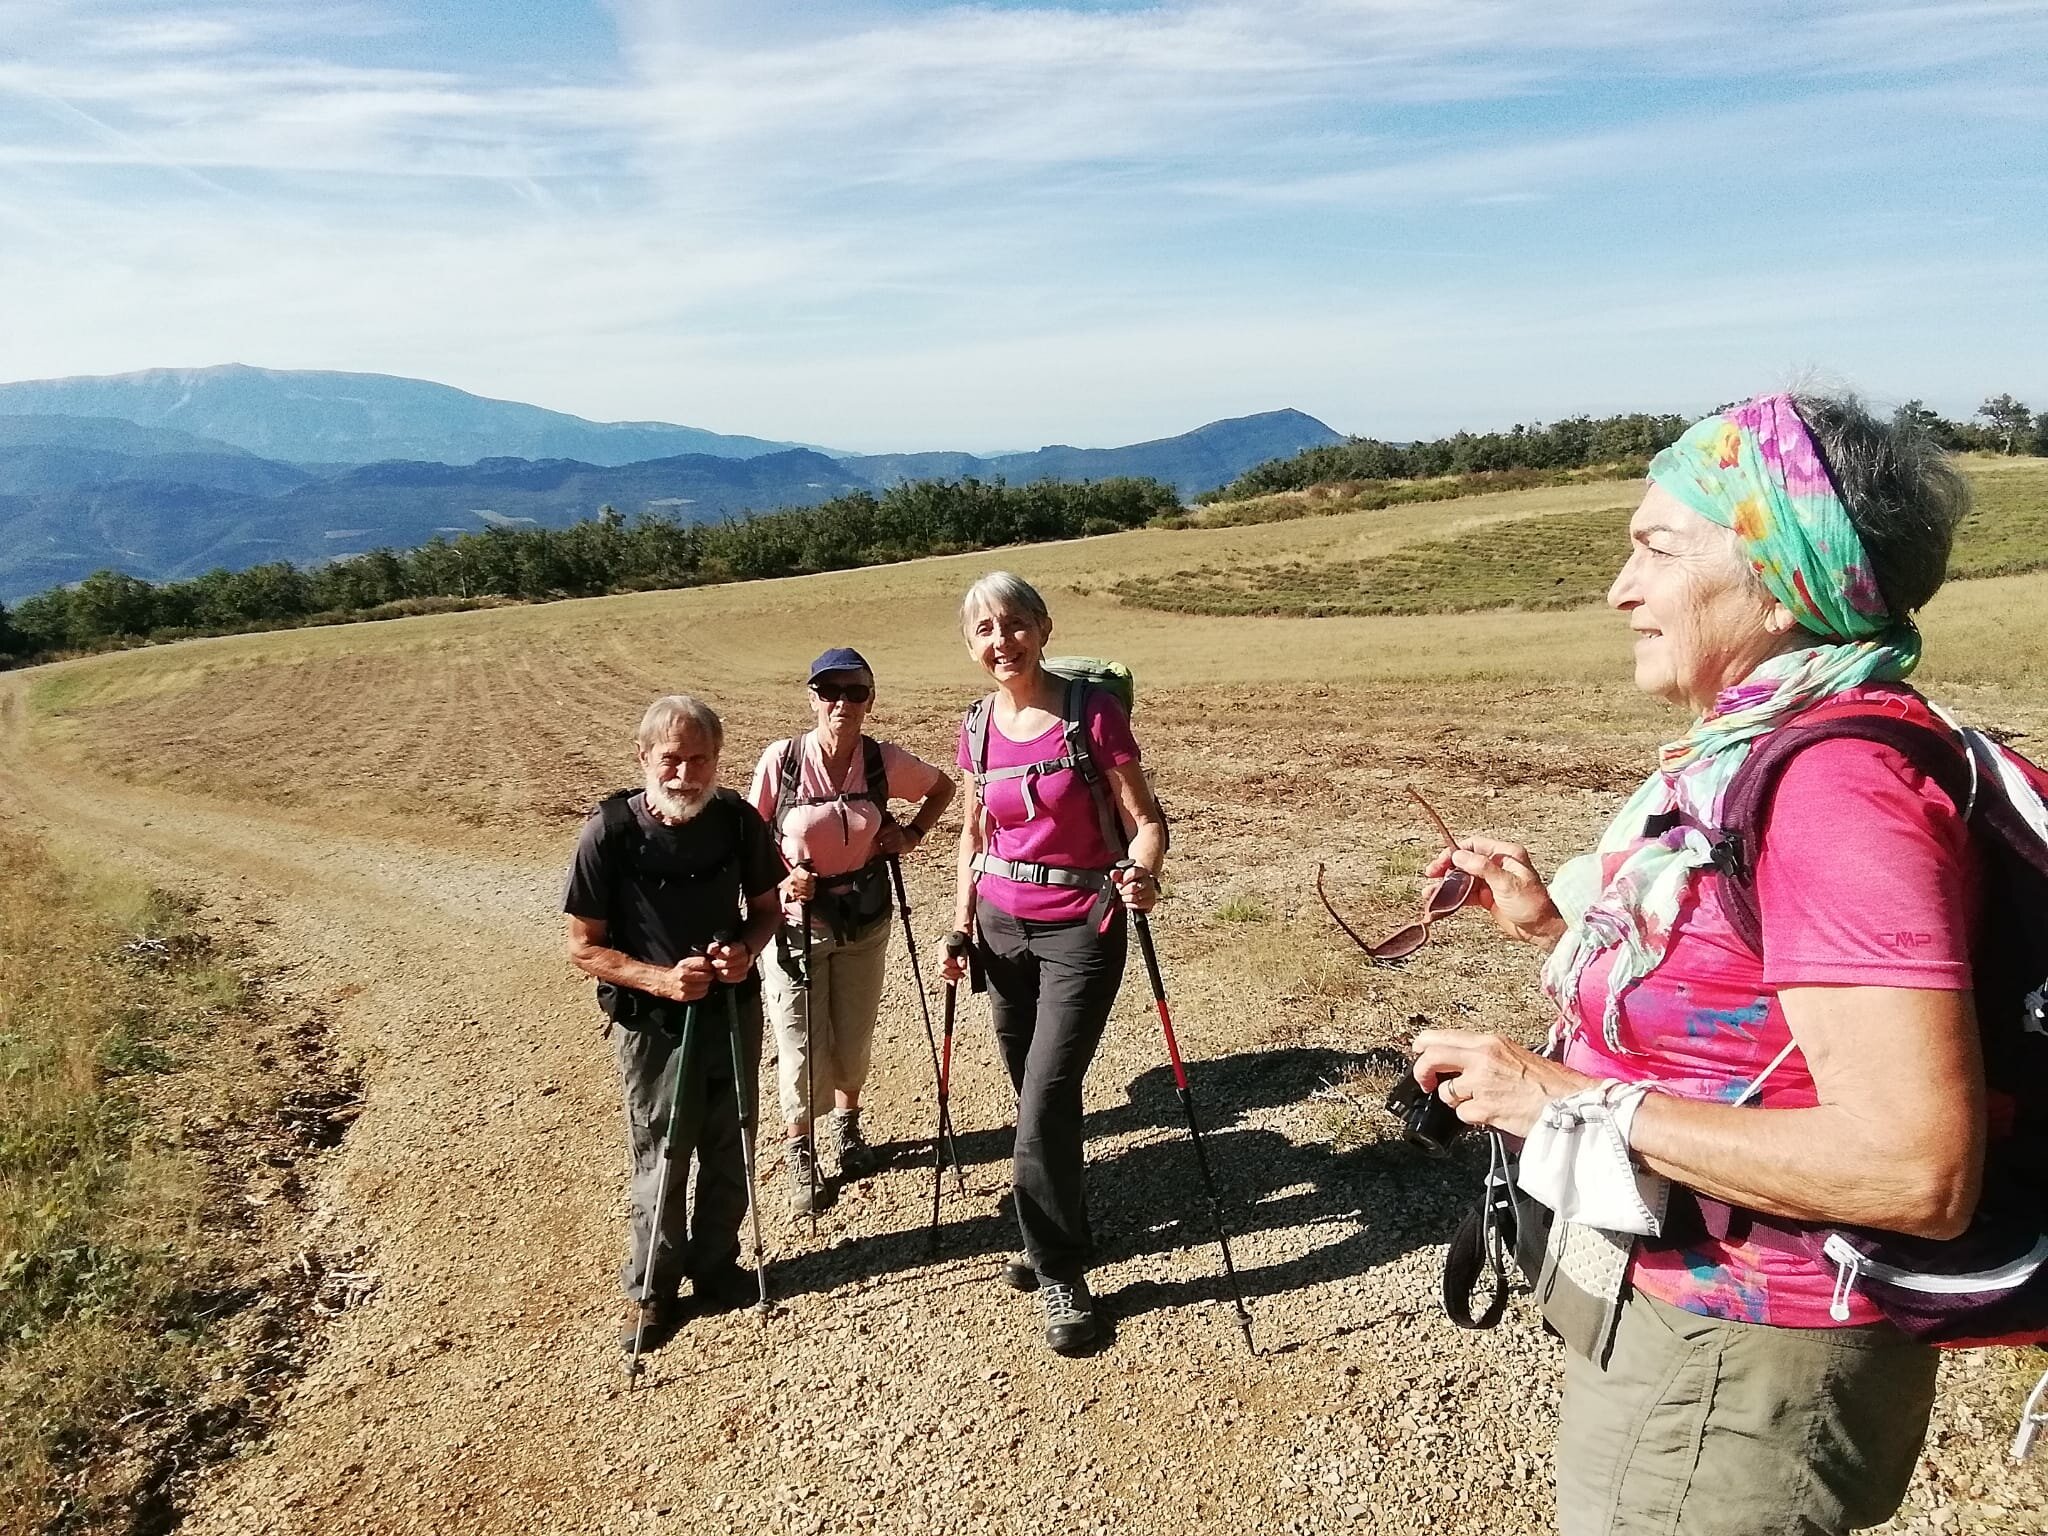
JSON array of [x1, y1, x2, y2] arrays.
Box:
[[0, 476, 1179, 665], [1203, 396, 2048, 504]]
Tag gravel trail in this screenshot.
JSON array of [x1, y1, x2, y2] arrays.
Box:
[[1, 668, 2038, 1536]]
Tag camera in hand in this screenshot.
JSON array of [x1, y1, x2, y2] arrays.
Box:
[[1385, 1067, 1469, 1155]]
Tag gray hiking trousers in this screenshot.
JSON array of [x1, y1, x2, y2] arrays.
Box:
[[614, 986, 764, 1299]]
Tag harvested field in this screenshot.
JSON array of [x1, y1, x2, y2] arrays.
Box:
[[3, 474, 2045, 1535]]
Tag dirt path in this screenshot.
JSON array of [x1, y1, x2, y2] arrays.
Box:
[[2, 659, 2039, 1536]]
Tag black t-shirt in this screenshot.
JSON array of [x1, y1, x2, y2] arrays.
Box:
[[562, 788, 783, 975]]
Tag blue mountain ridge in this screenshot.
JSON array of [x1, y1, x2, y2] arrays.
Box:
[[0, 383, 1343, 602]]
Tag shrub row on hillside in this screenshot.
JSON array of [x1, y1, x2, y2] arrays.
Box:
[[0, 476, 1179, 662], [1203, 396, 2048, 505]]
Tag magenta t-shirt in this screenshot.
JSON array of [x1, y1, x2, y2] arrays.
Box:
[[957, 692, 1139, 923], [1561, 686, 1980, 1327]]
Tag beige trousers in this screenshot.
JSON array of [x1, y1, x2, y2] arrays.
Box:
[[761, 916, 892, 1128]]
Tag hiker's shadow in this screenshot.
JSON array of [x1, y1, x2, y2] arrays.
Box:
[[763, 1045, 1485, 1325]]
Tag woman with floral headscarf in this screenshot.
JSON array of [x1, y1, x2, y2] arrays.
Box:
[[1407, 394, 1978, 1535]]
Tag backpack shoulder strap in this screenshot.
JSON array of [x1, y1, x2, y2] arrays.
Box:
[[861, 734, 889, 815], [597, 788, 642, 850], [1060, 679, 1127, 856], [772, 734, 805, 835], [966, 695, 995, 778], [1718, 708, 1976, 956]]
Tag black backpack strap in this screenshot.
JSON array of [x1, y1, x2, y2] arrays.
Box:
[[1717, 712, 1976, 956], [772, 734, 806, 839], [597, 788, 642, 852], [861, 735, 889, 819]]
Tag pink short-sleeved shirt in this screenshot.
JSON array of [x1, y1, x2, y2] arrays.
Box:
[[957, 692, 1139, 923], [747, 734, 946, 878], [1560, 686, 1980, 1327]]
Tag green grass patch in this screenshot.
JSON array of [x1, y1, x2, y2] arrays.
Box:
[[1950, 460, 2048, 581], [1114, 504, 1635, 617], [1210, 892, 1271, 924], [1179, 463, 1646, 531], [0, 831, 254, 1534], [1115, 459, 2048, 619]]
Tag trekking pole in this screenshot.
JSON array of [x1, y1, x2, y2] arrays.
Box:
[[888, 856, 967, 1202], [931, 956, 964, 1253], [794, 867, 820, 1235], [722, 979, 773, 1319], [628, 998, 702, 1384], [1131, 909, 1257, 1356]]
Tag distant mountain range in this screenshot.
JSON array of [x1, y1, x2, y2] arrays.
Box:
[[0, 366, 805, 468], [0, 367, 1344, 601]]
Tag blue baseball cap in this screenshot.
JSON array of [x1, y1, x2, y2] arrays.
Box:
[[807, 646, 873, 683]]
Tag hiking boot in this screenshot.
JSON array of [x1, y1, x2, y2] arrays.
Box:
[[619, 1293, 682, 1354], [1000, 1255, 1038, 1293], [1038, 1275, 1096, 1354], [691, 1262, 759, 1315], [829, 1107, 881, 1179], [786, 1136, 822, 1217]]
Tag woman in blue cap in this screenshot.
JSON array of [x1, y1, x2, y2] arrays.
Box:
[[747, 647, 955, 1216]]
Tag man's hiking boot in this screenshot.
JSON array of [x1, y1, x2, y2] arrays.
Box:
[[691, 1262, 758, 1315], [786, 1136, 822, 1217], [618, 1293, 683, 1354], [1000, 1255, 1037, 1292], [829, 1107, 880, 1179], [1039, 1275, 1096, 1354]]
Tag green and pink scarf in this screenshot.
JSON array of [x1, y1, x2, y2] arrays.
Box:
[[1543, 394, 1920, 1048]]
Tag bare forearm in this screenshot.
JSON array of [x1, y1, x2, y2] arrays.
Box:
[[952, 821, 979, 931], [1126, 819, 1166, 877], [568, 941, 672, 995], [1630, 1095, 1979, 1240]]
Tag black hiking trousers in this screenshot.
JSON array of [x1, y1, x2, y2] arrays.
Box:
[[978, 903, 1127, 1284], [614, 988, 763, 1300]]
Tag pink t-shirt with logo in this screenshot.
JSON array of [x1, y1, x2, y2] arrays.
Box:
[[747, 734, 946, 878], [957, 692, 1139, 923], [1560, 687, 1979, 1327]]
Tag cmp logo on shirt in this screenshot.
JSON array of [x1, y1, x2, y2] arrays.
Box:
[[1878, 930, 1937, 952]]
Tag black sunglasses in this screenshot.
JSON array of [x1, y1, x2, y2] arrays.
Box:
[[811, 681, 873, 704]]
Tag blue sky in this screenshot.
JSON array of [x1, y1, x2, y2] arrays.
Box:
[[0, 0, 2043, 451]]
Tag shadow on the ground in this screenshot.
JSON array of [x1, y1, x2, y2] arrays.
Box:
[[753, 1045, 1486, 1332]]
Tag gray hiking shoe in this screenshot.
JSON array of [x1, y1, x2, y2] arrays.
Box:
[[786, 1136, 822, 1217], [1000, 1255, 1037, 1292], [829, 1107, 881, 1179], [1039, 1275, 1096, 1354]]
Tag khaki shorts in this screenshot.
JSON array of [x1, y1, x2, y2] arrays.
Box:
[[1555, 1288, 1937, 1536]]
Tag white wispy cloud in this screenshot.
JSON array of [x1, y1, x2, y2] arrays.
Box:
[[0, 0, 2042, 444]]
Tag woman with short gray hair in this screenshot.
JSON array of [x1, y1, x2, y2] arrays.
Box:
[[1407, 393, 1983, 1533], [939, 571, 1167, 1354]]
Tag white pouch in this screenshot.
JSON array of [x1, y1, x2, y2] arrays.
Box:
[[1517, 1080, 1669, 1237]]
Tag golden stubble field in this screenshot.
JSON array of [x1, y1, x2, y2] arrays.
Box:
[[4, 477, 2046, 1535]]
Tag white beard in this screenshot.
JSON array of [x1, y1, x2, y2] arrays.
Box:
[[646, 781, 713, 824]]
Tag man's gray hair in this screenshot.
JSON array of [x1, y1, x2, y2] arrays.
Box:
[[635, 694, 723, 753], [959, 570, 1051, 634]]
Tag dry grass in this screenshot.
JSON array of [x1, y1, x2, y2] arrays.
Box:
[[0, 836, 222, 1533]]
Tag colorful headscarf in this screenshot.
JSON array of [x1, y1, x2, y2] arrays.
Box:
[[1542, 395, 1922, 1050], [1647, 393, 1891, 641]]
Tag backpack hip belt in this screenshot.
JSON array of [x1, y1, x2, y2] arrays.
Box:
[[970, 851, 1113, 893]]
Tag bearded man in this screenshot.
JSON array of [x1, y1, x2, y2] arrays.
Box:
[[564, 695, 783, 1351]]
